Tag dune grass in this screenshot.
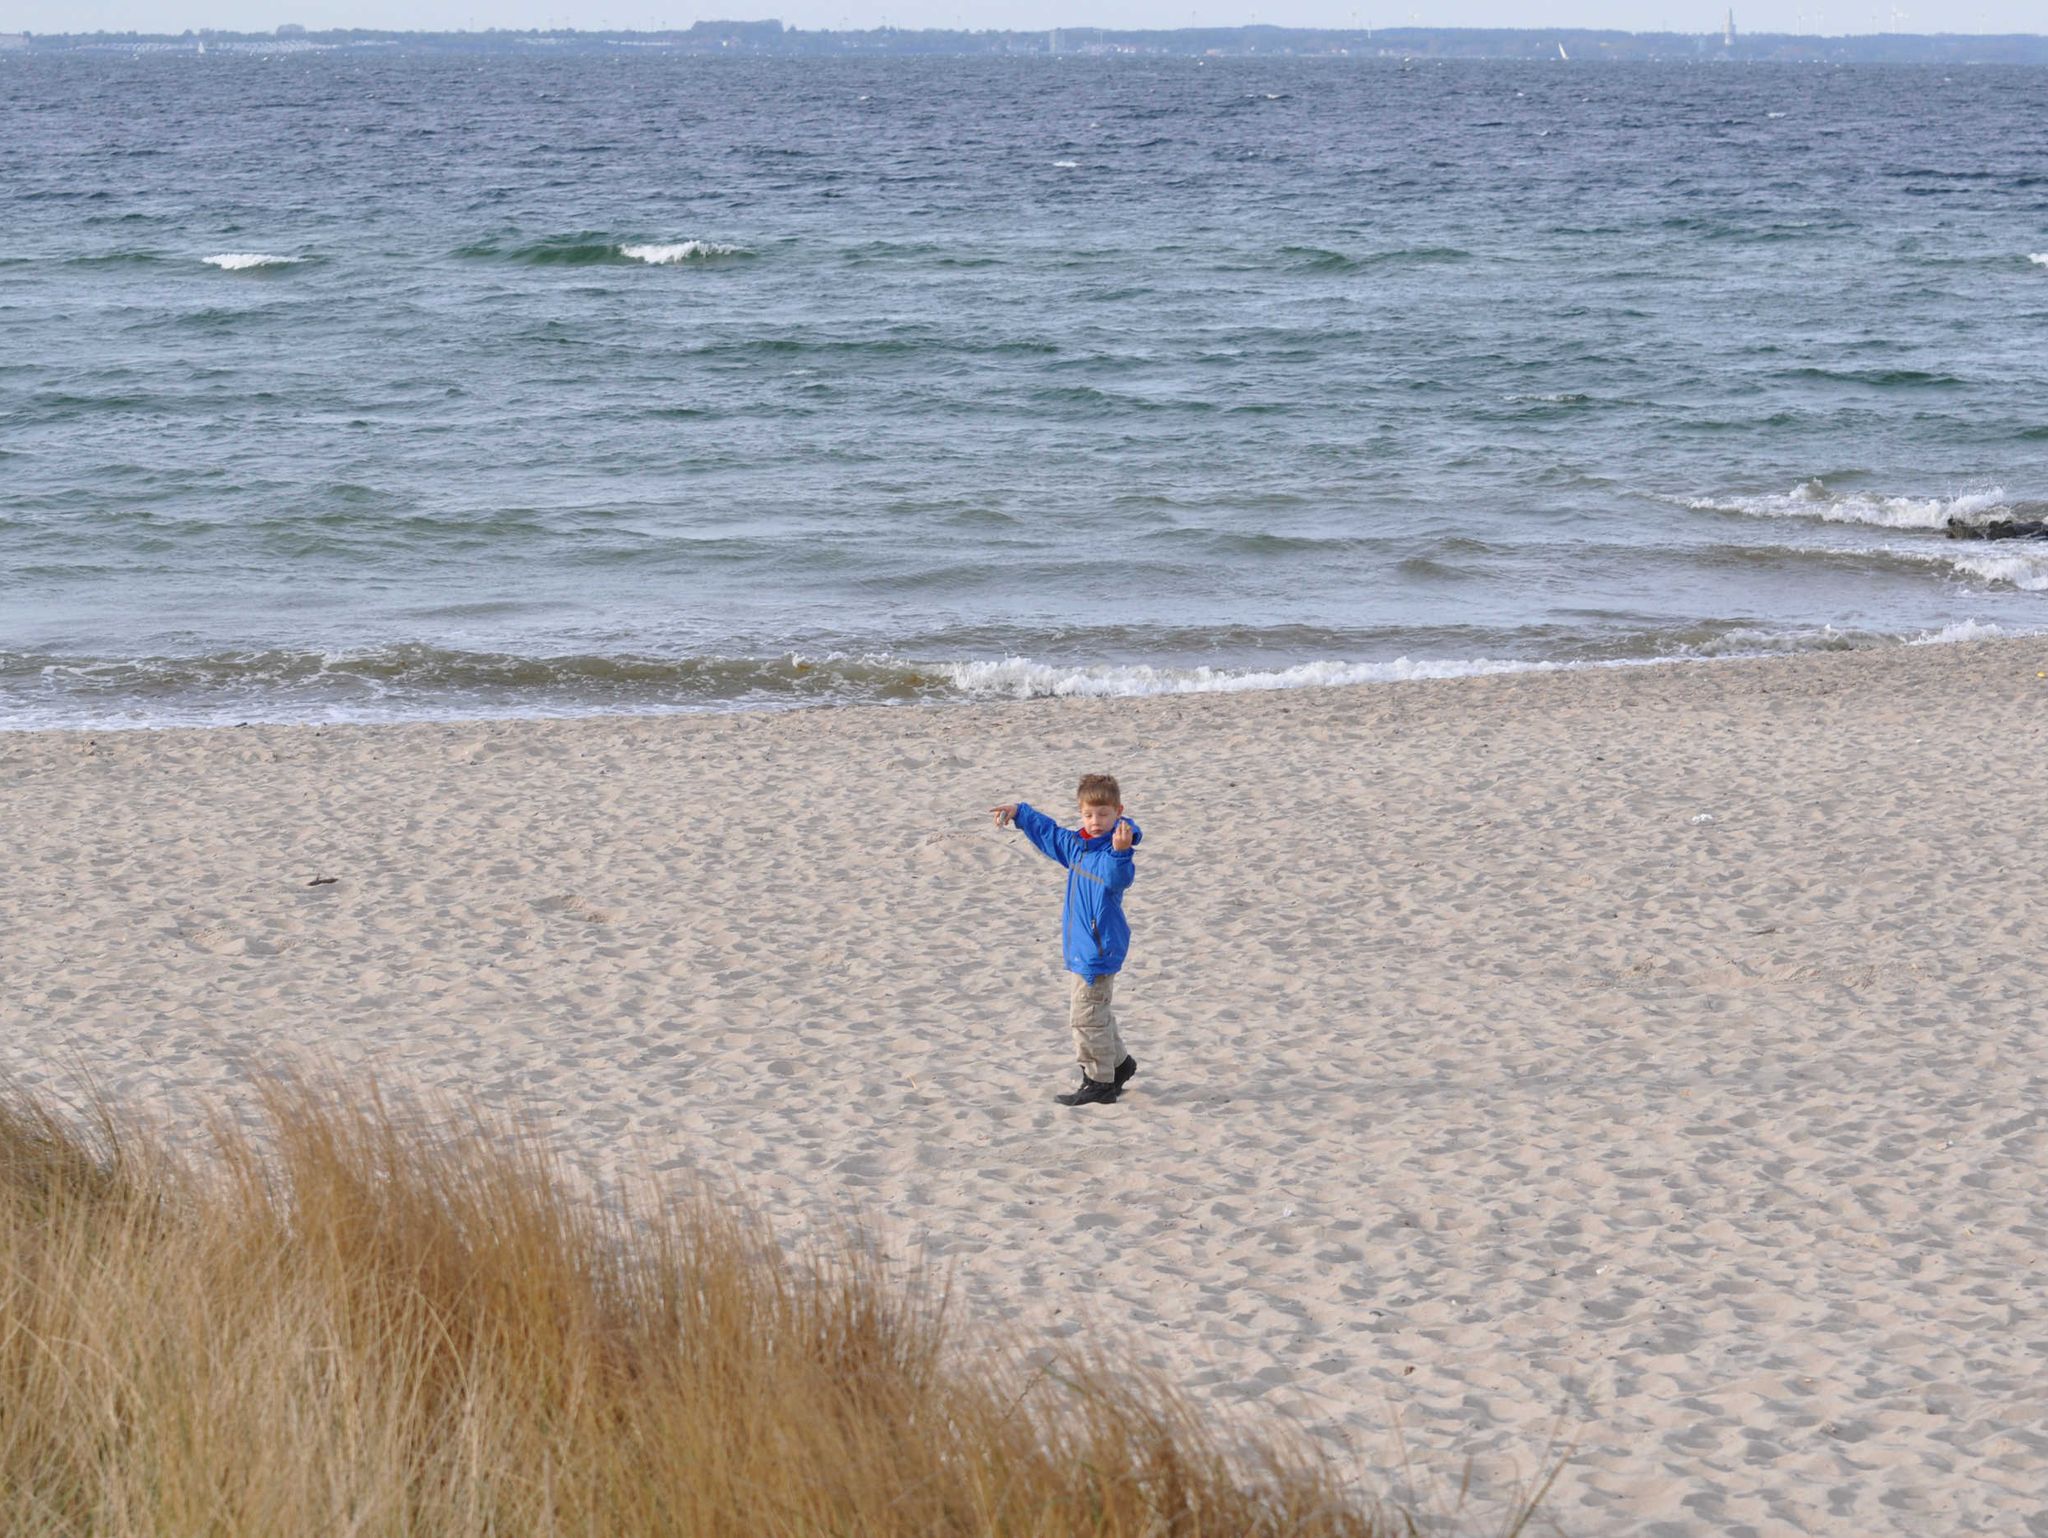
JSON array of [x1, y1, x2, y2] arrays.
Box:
[[0, 1075, 1546, 1536]]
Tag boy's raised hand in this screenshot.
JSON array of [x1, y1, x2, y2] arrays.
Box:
[[990, 804, 1018, 828], [1111, 817, 1134, 852]]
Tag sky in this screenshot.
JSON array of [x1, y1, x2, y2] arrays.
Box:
[[14, 0, 2042, 38]]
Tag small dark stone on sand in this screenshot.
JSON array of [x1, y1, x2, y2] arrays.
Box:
[[307, 876, 338, 887]]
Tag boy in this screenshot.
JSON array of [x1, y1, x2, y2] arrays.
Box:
[[990, 774, 1142, 1107]]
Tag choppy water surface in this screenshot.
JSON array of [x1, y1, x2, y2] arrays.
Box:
[[4, 52, 2047, 726]]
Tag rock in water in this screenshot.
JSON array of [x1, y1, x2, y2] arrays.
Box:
[[1945, 516, 2048, 541]]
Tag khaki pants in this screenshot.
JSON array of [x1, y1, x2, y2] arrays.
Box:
[[1068, 972, 1126, 1084]]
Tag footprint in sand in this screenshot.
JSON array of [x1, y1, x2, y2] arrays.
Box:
[[531, 893, 622, 924], [915, 831, 1001, 868], [183, 924, 297, 958]]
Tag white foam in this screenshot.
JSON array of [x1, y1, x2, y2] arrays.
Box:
[[940, 621, 2048, 702], [1671, 625, 1852, 657], [1052, 159, 1080, 168], [1879, 542, 2048, 592], [203, 252, 296, 270], [619, 241, 744, 264], [1688, 480, 2010, 530], [2030, 253, 2048, 268], [1908, 618, 2028, 646], [939, 654, 1568, 701], [1936, 549, 2048, 593]]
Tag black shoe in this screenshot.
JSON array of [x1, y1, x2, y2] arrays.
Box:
[[1114, 1055, 1138, 1088], [1055, 1074, 1121, 1107]]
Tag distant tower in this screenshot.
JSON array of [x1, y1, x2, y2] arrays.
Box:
[[1724, 8, 1736, 45]]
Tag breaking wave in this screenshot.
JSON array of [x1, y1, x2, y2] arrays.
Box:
[[455, 234, 752, 266], [936, 654, 1566, 699], [12, 623, 2041, 731], [203, 252, 300, 270], [1894, 546, 2048, 593], [1686, 480, 2013, 530], [1908, 618, 2025, 645], [619, 240, 750, 264], [0, 644, 1580, 729]]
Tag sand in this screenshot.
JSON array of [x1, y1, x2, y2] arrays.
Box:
[[6, 637, 2047, 1535]]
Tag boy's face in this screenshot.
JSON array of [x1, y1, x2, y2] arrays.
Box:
[[1077, 799, 1123, 838]]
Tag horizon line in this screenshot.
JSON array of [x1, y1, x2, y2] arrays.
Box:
[[17, 21, 2048, 39]]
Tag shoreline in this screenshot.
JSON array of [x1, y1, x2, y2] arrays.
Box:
[[2, 619, 2033, 737], [8, 634, 2048, 1534]]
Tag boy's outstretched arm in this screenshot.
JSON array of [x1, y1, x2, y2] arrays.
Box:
[[992, 801, 1077, 867]]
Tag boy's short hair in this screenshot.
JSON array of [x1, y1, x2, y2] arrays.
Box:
[[1076, 773, 1121, 807]]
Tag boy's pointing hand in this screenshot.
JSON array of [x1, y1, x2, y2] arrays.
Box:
[[1111, 818, 1134, 852], [990, 804, 1018, 828]]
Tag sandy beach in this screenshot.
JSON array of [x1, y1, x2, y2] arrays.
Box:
[[6, 637, 2047, 1536]]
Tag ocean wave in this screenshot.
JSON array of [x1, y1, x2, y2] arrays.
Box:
[[1137, 527, 1380, 557], [1908, 619, 2025, 645], [1945, 553, 2048, 593], [1276, 245, 1355, 272], [1889, 545, 2048, 593], [1374, 245, 1474, 267], [1775, 365, 1966, 388], [1272, 244, 1472, 274], [1686, 480, 2011, 530], [1549, 619, 2039, 662], [619, 240, 749, 264], [61, 251, 174, 269], [1502, 391, 1594, 406], [10, 625, 2046, 731], [938, 654, 1566, 699], [1657, 624, 1862, 657], [2030, 253, 2048, 267], [0, 645, 1584, 729], [0, 646, 939, 730], [203, 252, 299, 270], [1542, 619, 2034, 662], [455, 234, 752, 267]]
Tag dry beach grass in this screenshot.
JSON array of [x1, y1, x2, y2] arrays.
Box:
[[0, 1073, 1493, 1537]]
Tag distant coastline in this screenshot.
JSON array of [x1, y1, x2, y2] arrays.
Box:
[[6, 20, 2047, 63]]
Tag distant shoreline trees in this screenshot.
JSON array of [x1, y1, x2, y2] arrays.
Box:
[[11, 21, 2048, 63]]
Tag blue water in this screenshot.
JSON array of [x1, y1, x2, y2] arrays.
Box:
[[4, 51, 2048, 726]]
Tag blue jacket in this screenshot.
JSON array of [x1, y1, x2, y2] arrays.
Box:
[[1012, 804, 1142, 979]]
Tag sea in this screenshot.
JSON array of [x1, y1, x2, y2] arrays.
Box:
[[4, 50, 2047, 729]]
